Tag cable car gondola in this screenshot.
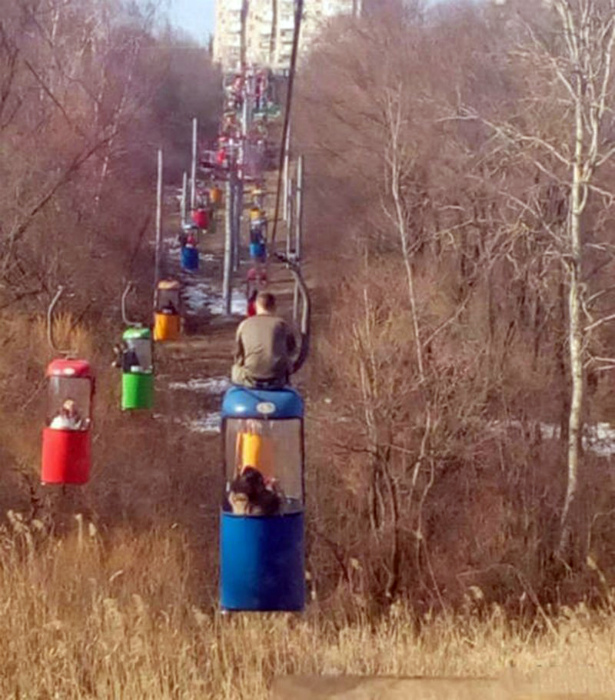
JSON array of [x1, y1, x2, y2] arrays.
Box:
[[252, 186, 265, 210], [192, 207, 209, 231], [41, 287, 94, 485], [181, 244, 199, 272], [249, 216, 267, 262], [220, 256, 310, 612], [249, 205, 263, 223], [210, 184, 222, 207], [246, 266, 267, 317], [154, 279, 181, 342], [180, 226, 200, 272], [118, 283, 154, 411], [121, 327, 154, 410]]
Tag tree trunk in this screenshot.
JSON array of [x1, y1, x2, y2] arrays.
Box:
[[559, 95, 585, 557], [386, 93, 425, 381]]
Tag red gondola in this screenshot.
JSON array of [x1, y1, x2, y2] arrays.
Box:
[[41, 288, 95, 485], [41, 359, 94, 485], [246, 267, 268, 317], [192, 208, 209, 230]]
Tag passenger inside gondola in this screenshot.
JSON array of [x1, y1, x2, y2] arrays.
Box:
[[112, 342, 141, 373], [160, 298, 177, 315], [50, 399, 84, 431], [228, 466, 282, 516]]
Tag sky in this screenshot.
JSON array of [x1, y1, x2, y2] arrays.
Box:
[[168, 0, 216, 43], [166, 0, 452, 45]]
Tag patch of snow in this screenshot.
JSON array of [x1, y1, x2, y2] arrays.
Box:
[[152, 411, 222, 435], [585, 422, 615, 457], [182, 281, 247, 316], [540, 423, 560, 441], [168, 376, 231, 394], [205, 287, 247, 316], [183, 283, 210, 313], [488, 420, 615, 457], [185, 412, 222, 434]]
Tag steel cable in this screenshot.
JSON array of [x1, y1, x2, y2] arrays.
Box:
[[270, 0, 304, 249]]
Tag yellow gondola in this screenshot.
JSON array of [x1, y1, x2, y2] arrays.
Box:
[[153, 280, 181, 342]]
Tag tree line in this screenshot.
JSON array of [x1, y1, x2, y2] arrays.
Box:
[[296, 0, 615, 612]]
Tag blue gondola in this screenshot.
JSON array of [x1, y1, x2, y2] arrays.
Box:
[[249, 241, 266, 260], [181, 244, 199, 271], [249, 220, 267, 262], [220, 254, 310, 613], [179, 223, 200, 272], [220, 386, 306, 612]]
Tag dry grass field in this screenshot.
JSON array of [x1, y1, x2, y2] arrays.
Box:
[[0, 176, 611, 699], [0, 515, 614, 699]]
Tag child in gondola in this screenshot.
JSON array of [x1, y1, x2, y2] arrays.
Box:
[[228, 466, 282, 516]]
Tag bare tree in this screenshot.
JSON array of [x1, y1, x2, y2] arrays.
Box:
[[458, 0, 615, 558]]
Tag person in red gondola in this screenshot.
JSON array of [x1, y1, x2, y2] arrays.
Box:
[[50, 399, 84, 431]]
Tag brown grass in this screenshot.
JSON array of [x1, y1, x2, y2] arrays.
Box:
[[0, 514, 614, 699]]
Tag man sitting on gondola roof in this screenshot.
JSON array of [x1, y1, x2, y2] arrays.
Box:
[[232, 292, 297, 389]]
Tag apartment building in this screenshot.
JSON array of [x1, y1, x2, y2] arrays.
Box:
[[213, 0, 244, 72], [299, 0, 355, 62], [213, 0, 357, 73]]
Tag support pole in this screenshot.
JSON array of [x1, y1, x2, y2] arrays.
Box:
[[242, 78, 251, 137], [190, 117, 198, 212], [283, 122, 291, 223], [155, 149, 163, 284], [296, 155, 304, 260], [286, 179, 294, 259], [292, 155, 304, 322], [233, 179, 243, 272], [223, 175, 235, 315], [181, 171, 188, 226], [293, 278, 299, 322]]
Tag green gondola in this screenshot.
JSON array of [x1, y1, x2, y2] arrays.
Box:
[[121, 326, 154, 411], [117, 283, 154, 411]]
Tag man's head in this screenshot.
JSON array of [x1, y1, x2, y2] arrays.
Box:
[[255, 292, 276, 315]]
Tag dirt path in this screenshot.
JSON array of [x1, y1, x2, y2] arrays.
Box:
[[153, 202, 240, 442], [127, 182, 300, 602], [154, 179, 299, 445]]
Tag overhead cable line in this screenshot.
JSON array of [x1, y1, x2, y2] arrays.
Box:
[[270, 0, 304, 248]]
